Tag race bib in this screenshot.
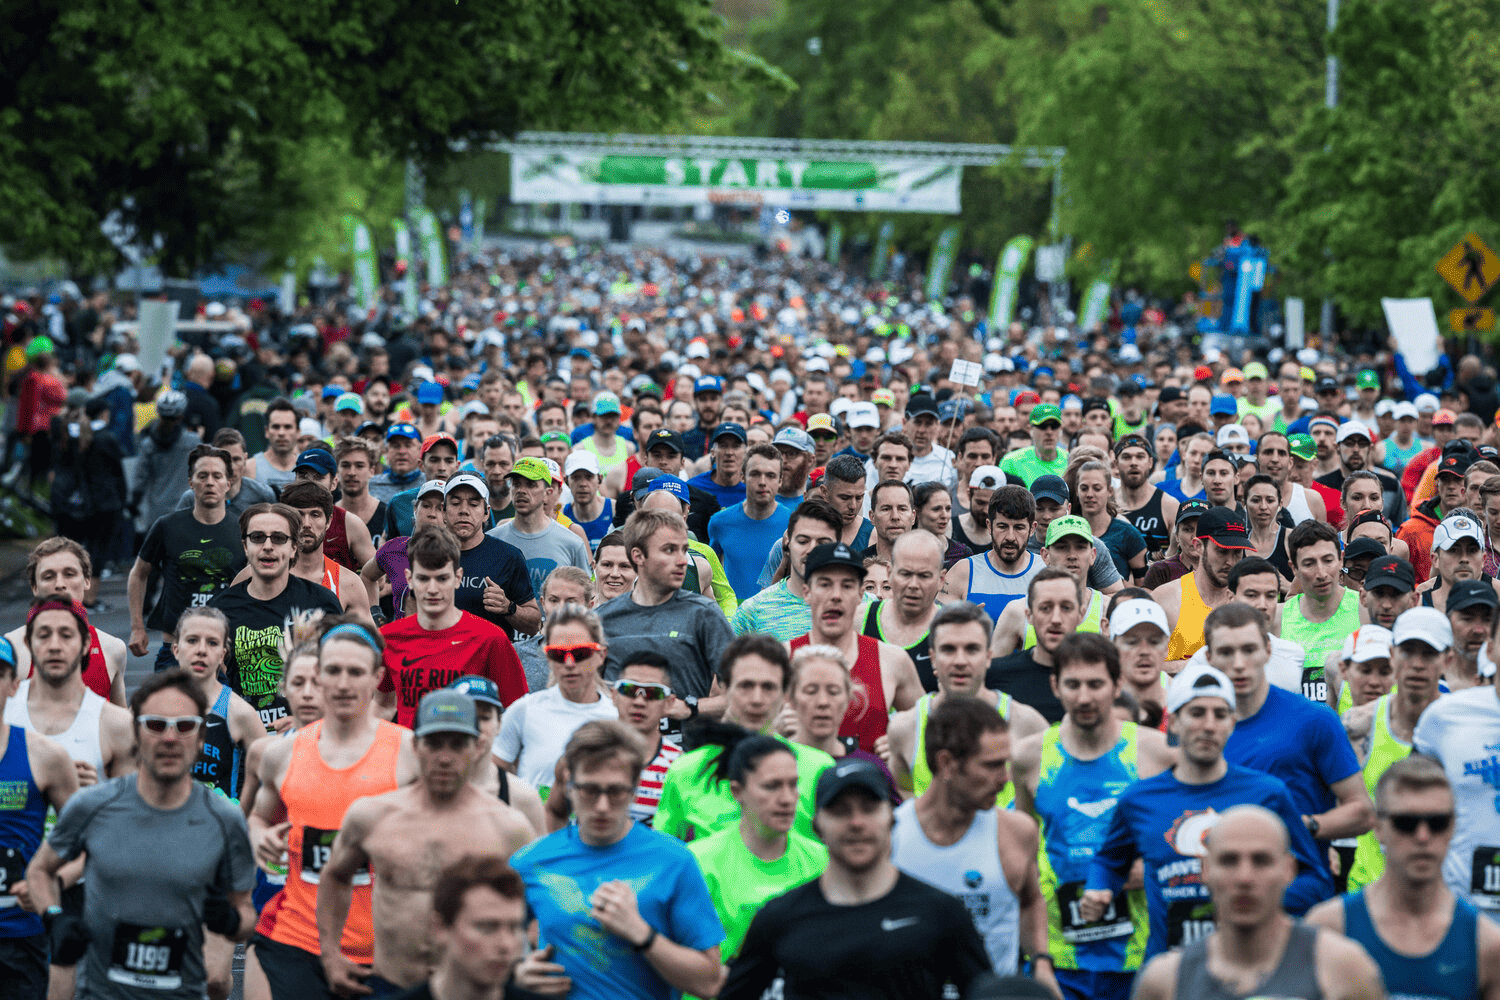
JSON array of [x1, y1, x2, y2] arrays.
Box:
[[300, 827, 369, 886], [1057, 881, 1134, 944], [108, 922, 187, 990], [1300, 664, 1326, 705], [0, 846, 22, 908], [1471, 846, 1500, 907], [1166, 897, 1216, 948]]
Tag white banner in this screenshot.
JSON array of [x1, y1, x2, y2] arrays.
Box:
[[1381, 298, 1441, 375]]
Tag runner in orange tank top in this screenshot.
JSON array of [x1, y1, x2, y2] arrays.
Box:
[[247, 621, 414, 1000]]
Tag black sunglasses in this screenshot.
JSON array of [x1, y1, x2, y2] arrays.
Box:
[[1382, 812, 1453, 835]]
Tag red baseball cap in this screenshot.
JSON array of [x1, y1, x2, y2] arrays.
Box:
[[421, 433, 459, 457]]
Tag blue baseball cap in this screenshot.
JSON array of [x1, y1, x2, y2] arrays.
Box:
[[1031, 475, 1069, 506], [322, 385, 344, 399], [0, 636, 14, 669], [386, 422, 420, 442], [644, 474, 690, 505], [416, 382, 445, 406], [1210, 394, 1238, 416], [294, 448, 335, 477], [711, 422, 747, 444], [694, 375, 724, 396], [448, 675, 505, 710]]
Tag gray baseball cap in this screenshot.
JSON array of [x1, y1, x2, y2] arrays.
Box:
[[413, 689, 480, 739]]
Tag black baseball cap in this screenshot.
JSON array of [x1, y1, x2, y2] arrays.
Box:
[[1344, 538, 1386, 565], [1438, 447, 1475, 479], [1031, 475, 1069, 506], [1365, 555, 1416, 593], [1316, 376, 1342, 394], [905, 394, 940, 419], [814, 758, 891, 811], [1082, 397, 1111, 415], [804, 542, 866, 580], [1448, 579, 1500, 614], [1196, 506, 1253, 550], [1176, 498, 1212, 525], [645, 429, 685, 455], [1157, 386, 1184, 404]]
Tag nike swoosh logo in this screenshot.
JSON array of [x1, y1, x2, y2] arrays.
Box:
[[451, 640, 463, 645], [402, 657, 420, 667], [881, 917, 919, 932]]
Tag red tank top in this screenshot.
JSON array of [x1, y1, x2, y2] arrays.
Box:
[[325, 507, 355, 571], [790, 634, 888, 753], [28, 624, 112, 700], [321, 557, 339, 596], [259, 718, 404, 959]]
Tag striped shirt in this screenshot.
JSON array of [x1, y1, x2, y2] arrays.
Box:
[[632, 737, 684, 825]]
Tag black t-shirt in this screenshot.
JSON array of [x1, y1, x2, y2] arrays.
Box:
[[458, 537, 536, 640], [209, 576, 342, 729], [139, 509, 246, 632], [722, 872, 990, 1000], [986, 649, 1063, 723]]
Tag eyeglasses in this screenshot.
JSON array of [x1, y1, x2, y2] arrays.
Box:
[[612, 680, 671, 702], [568, 782, 634, 805], [1381, 812, 1454, 835], [545, 642, 603, 664], [138, 715, 204, 735], [244, 532, 292, 547], [1342, 565, 1368, 583]]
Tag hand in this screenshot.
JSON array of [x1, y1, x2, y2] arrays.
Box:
[[204, 894, 240, 937], [255, 821, 291, 870], [46, 911, 90, 967], [663, 696, 689, 721], [321, 953, 371, 997], [772, 702, 797, 738], [590, 880, 649, 945], [482, 578, 511, 615], [514, 945, 571, 995], [271, 715, 296, 735], [73, 760, 99, 788], [1032, 959, 1063, 1000], [10, 879, 31, 912], [129, 628, 151, 657], [873, 734, 891, 765], [1078, 889, 1113, 924]]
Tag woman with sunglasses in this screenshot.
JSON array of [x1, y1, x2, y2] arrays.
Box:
[[495, 604, 618, 799], [785, 645, 898, 798]]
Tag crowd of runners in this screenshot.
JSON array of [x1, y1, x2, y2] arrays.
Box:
[[3, 241, 1500, 1000]]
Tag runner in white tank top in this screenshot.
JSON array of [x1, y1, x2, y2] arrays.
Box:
[[3, 678, 106, 777], [891, 798, 1021, 973], [1284, 483, 1315, 525]]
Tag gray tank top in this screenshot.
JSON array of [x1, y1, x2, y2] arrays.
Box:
[[1175, 922, 1323, 1000], [249, 451, 297, 494]]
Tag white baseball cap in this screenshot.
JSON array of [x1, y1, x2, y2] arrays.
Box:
[[1109, 599, 1171, 638], [1392, 607, 1453, 651], [1394, 401, 1419, 421], [805, 357, 830, 373], [1336, 420, 1373, 444], [847, 402, 881, 429], [830, 397, 853, 420], [1374, 399, 1395, 417], [564, 451, 601, 477], [1414, 393, 1440, 413], [1349, 625, 1394, 663], [417, 479, 448, 501], [969, 465, 1005, 490], [1216, 425, 1250, 448], [1167, 664, 1236, 714], [443, 472, 490, 502], [1433, 514, 1485, 552]]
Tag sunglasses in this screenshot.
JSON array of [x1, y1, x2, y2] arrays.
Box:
[[1382, 812, 1454, 835], [139, 715, 204, 735], [244, 531, 292, 547], [612, 680, 671, 702], [545, 642, 603, 664]]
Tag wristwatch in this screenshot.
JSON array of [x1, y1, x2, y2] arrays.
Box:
[[1305, 815, 1321, 837], [682, 695, 699, 718]]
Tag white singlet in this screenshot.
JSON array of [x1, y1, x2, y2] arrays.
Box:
[[1414, 686, 1500, 913], [3, 678, 106, 776]]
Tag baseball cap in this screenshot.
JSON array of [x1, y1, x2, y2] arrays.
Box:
[[847, 402, 881, 429], [1349, 625, 1393, 664], [294, 448, 335, 476], [1364, 556, 1415, 593], [1196, 507, 1253, 550], [413, 689, 480, 739], [938, 399, 974, 423], [693, 375, 724, 396], [774, 427, 815, 454], [417, 479, 447, 501], [906, 394, 940, 419], [1061, 395, 1084, 412], [1344, 537, 1386, 565], [1392, 607, 1453, 652], [804, 357, 830, 373], [1109, 599, 1170, 638], [1287, 434, 1317, 461], [1031, 475, 1069, 506], [1216, 425, 1249, 448], [540, 458, 564, 484], [1209, 395, 1237, 417], [1242, 362, 1269, 381], [872, 388, 896, 407], [1433, 408, 1458, 427], [1220, 368, 1244, 385], [1166, 664, 1236, 714], [814, 757, 891, 811], [1193, 365, 1214, 382], [1045, 515, 1093, 547], [643, 474, 690, 506], [386, 422, 421, 442], [1029, 403, 1062, 427], [156, 389, 188, 418], [969, 465, 1004, 490], [1336, 421, 1372, 444], [1393, 401, 1419, 421], [322, 385, 344, 400], [421, 433, 459, 458], [593, 391, 621, 416], [448, 675, 505, 710], [1315, 376, 1341, 395], [1013, 390, 1041, 406], [1374, 399, 1395, 417], [415, 382, 445, 406], [804, 542, 867, 580], [1299, 365, 1317, 383], [24, 336, 54, 359], [1356, 369, 1381, 390], [1083, 397, 1111, 416], [1176, 498, 1212, 525], [1437, 447, 1475, 479], [1450, 579, 1500, 614], [508, 456, 551, 483], [443, 472, 490, 502], [807, 413, 838, 437], [1434, 514, 1485, 551], [646, 429, 686, 455], [334, 392, 363, 413], [564, 452, 601, 478], [1157, 386, 1184, 404], [1414, 393, 1440, 413]]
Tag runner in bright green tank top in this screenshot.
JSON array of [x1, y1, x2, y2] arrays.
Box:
[[575, 391, 634, 475], [1024, 589, 1105, 650], [1341, 633, 1444, 890], [1012, 633, 1175, 1000], [884, 602, 1048, 805], [1282, 521, 1363, 703]]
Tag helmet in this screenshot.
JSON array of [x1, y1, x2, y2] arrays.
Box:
[[156, 390, 188, 418]]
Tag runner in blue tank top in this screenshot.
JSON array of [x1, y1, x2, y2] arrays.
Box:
[[1307, 755, 1500, 1000], [944, 485, 1043, 619], [562, 452, 614, 553]]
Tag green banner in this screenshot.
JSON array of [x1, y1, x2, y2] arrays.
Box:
[[826, 223, 843, 265], [393, 220, 417, 314], [473, 199, 487, 252], [343, 215, 378, 311], [1079, 260, 1118, 334], [871, 222, 895, 281], [925, 226, 961, 301], [988, 236, 1035, 329], [416, 208, 446, 288]]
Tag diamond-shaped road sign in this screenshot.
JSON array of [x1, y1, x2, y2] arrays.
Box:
[[1436, 232, 1500, 304], [1450, 307, 1496, 333]]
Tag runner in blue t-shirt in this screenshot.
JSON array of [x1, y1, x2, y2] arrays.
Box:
[[1082, 664, 1334, 959]]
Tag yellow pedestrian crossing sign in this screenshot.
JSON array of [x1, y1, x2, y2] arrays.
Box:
[[1450, 307, 1496, 333], [1437, 233, 1500, 304]]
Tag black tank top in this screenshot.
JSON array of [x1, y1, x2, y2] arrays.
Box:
[[1423, 573, 1496, 607], [863, 600, 937, 693], [494, 762, 510, 805], [1125, 489, 1171, 561]]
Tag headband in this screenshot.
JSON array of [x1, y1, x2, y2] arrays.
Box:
[[320, 623, 381, 651]]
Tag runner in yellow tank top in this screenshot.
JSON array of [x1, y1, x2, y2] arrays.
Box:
[[1155, 508, 1253, 664]]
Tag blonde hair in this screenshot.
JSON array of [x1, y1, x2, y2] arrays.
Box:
[[789, 643, 867, 719]]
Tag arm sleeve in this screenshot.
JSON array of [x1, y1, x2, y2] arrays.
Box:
[[719, 906, 782, 1000], [495, 699, 525, 762], [488, 637, 530, 703], [1085, 798, 1138, 895], [1273, 787, 1337, 914]]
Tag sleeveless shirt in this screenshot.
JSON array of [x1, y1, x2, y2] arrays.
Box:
[[260, 719, 404, 960], [4, 679, 106, 778], [0, 726, 48, 937], [962, 551, 1039, 624], [1347, 694, 1415, 891], [790, 634, 888, 753], [862, 600, 935, 692], [1342, 889, 1481, 1000], [1167, 573, 1213, 662], [1024, 590, 1104, 650], [325, 506, 356, 571], [1282, 588, 1362, 704], [1285, 483, 1316, 525], [1124, 489, 1172, 561], [910, 692, 1014, 804], [1175, 922, 1323, 1000], [81, 625, 113, 701], [194, 686, 243, 802], [891, 798, 1020, 975], [578, 434, 629, 474]]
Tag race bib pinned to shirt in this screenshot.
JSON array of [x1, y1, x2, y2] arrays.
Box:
[[1057, 881, 1135, 944], [300, 826, 370, 886], [108, 923, 188, 990], [1472, 846, 1500, 908]]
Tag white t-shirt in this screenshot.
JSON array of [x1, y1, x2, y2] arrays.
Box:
[[1187, 635, 1305, 697], [494, 685, 619, 792], [1415, 686, 1500, 913]]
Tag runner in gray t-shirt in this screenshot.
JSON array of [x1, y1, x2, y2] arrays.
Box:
[[487, 515, 592, 596]]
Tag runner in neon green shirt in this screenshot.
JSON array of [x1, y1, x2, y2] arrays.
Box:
[[1000, 403, 1068, 487]]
